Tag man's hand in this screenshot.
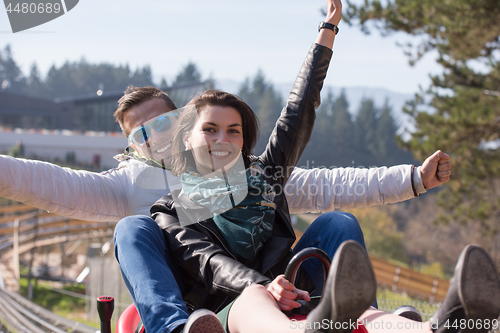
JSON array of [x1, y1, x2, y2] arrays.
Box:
[[421, 150, 452, 190], [266, 275, 310, 312]]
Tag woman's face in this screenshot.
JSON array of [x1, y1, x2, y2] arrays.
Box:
[[185, 105, 244, 175]]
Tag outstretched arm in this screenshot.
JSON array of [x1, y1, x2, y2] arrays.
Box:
[[285, 150, 452, 214], [0, 154, 131, 221]]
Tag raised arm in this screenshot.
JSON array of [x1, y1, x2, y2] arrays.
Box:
[[316, 0, 342, 50]]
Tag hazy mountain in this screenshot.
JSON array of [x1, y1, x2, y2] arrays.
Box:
[[215, 79, 415, 135]]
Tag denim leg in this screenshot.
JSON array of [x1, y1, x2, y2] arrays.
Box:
[[293, 212, 377, 308], [114, 215, 189, 333]]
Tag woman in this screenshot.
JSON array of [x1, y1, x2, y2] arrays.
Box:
[[151, 90, 500, 333], [152, 91, 500, 333]]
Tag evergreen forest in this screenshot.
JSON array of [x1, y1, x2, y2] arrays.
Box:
[[0, 44, 414, 169]]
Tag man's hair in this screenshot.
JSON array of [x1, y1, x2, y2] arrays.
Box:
[[114, 86, 177, 136]]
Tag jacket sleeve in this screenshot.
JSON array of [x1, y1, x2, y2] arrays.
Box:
[[285, 165, 428, 214], [0, 154, 129, 221], [151, 197, 270, 297], [258, 43, 332, 186]]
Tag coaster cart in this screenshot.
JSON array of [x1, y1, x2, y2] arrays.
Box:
[[97, 248, 368, 333]]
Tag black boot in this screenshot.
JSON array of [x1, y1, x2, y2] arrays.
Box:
[[431, 245, 500, 333], [305, 240, 377, 333]]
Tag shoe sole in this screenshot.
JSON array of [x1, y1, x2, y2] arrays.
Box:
[[459, 245, 500, 333], [184, 310, 225, 333], [393, 306, 423, 322], [330, 241, 377, 333]]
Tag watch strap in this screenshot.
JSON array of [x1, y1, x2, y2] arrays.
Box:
[[318, 21, 339, 35]]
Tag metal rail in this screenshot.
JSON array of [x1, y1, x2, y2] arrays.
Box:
[[0, 289, 97, 333]]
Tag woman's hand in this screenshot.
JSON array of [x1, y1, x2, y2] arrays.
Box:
[[325, 0, 342, 26], [266, 274, 310, 312], [317, 0, 342, 49]]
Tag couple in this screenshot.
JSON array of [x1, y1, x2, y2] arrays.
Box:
[[113, 1, 500, 333]]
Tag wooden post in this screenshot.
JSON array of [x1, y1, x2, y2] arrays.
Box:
[[28, 215, 38, 300], [13, 218, 20, 281]]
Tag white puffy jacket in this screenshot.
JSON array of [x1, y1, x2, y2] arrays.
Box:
[[0, 154, 425, 222]]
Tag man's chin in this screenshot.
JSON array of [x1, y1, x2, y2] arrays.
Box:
[[151, 154, 174, 168]]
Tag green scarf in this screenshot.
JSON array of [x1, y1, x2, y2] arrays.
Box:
[[180, 164, 276, 267]]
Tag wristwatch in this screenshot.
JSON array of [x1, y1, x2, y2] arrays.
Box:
[[318, 21, 339, 35]]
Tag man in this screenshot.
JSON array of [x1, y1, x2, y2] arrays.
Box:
[[0, 85, 451, 224]]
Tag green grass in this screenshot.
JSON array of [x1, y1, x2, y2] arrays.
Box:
[[377, 288, 414, 302], [19, 278, 86, 312], [18, 277, 101, 329], [293, 214, 314, 232], [376, 288, 442, 321]]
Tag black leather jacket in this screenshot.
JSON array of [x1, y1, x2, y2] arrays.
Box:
[[151, 43, 333, 313]]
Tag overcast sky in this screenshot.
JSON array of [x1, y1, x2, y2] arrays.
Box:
[[0, 0, 442, 94]]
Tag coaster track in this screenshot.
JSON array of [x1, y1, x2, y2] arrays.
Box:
[[0, 289, 96, 333]]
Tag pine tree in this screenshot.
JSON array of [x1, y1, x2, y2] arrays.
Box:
[[354, 98, 379, 167], [238, 70, 283, 154], [173, 62, 202, 85], [345, 0, 500, 238], [26, 63, 45, 97], [34, 59, 155, 98], [376, 99, 414, 166], [301, 89, 336, 168], [0, 45, 27, 94], [331, 90, 356, 166]]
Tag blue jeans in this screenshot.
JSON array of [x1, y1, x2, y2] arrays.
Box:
[[114, 212, 370, 333], [114, 215, 189, 333], [292, 212, 377, 308]]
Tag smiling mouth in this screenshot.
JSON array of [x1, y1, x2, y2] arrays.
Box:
[[155, 142, 172, 154], [210, 151, 230, 157]]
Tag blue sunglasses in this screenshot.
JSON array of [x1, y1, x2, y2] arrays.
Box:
[[128, 112, 179, 146]]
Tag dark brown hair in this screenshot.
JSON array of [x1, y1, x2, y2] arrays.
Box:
[[170, 90, 260, 175], [114, 86, 177, 136]]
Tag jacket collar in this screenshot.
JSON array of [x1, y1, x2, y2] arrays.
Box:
[[114, 146, 171, 169]]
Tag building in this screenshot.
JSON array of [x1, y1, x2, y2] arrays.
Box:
[[0, 82, 207, 168]]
